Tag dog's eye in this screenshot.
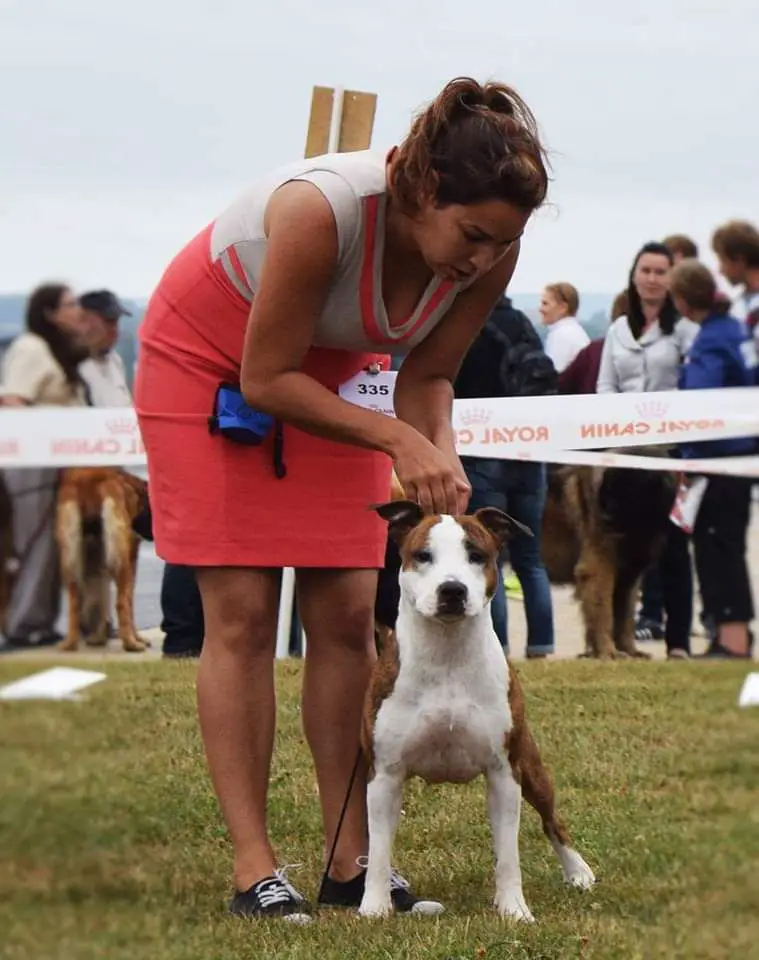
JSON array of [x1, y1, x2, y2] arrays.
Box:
[[468, 549, 486, 564], [414, 549, 432, 564]]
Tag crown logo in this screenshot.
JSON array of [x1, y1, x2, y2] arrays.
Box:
[[459, 407, 491, 427], [634, 400, 669, 419], [106, 417, 138, 436]]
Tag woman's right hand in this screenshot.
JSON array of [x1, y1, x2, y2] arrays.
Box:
[[392, 429, 471, 516]]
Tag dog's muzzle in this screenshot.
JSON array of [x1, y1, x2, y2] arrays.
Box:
[[435, 580, 468, 618]]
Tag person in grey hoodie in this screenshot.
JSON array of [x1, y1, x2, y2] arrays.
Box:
[[597, 243, 698, 393], [597, 242, 699, 659]]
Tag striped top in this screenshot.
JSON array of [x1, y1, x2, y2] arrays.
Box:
[[209, 151, 464, 355]]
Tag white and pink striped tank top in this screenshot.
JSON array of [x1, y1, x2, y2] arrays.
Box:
[[209, 151, 463, 355]]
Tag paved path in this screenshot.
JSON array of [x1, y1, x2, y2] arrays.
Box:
[[5, 506, 759, 664]]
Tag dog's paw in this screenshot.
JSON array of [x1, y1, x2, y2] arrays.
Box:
[[358, 895, 393, 919], [631, 648, 652, 660], [495, 888, 535, 923], [121, 634, 149, 653], [561, 849, 596, 889]]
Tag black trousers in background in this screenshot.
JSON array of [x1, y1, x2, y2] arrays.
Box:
[[659, 524, 693, 655], [160, 563, 204, 656], [693, 476, 754, 627]]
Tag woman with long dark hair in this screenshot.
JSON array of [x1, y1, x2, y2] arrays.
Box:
[[0, 283, 90, 650], [596, 243, 699, 659]]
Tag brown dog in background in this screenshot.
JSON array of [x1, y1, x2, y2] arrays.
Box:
[[541, 454, 678, 659], [56, 467, 150, 653]]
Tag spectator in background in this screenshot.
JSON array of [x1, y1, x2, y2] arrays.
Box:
[[608, 234, 698, 331], [454, 293, 557, 658], [558, 288, 628, 395], [538, 282, 589, 373], [597, 242, 699, 659], [558, 338, 604, 395], [78, 290, 132, 406], [671, 259, 757, 659], [0, 283, 90, 651], [663, 233, 699, 263], [610, 289, 629, 322], [711, 220, 759, 341]]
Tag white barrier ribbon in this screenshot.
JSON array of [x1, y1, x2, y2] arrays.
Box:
[[1, 384, 757, 475], [451, 386, 759, 454]]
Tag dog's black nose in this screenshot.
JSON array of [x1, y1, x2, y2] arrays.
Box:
[[437, 581, 468, 608]]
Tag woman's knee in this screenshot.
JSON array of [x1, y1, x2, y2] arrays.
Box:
[[196, 568, 280, 654], [297, 570, 377, 654]]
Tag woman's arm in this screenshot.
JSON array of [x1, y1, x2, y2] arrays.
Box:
[[241, 181, 408, 455], [239, 180, 466, 514], [394, 243, 521, 466]]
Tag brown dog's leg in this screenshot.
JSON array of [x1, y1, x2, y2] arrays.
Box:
[[58, 583, 81, 652], [115, 534, 147, 653], [103, 488, 147, 653], [613, 574, 650, 659], [56, 498, 82, 652], [574, 547, 617, 659], [516, 724, 596, 888]]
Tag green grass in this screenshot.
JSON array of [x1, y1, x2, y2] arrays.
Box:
[[1, 658, 759, 959]]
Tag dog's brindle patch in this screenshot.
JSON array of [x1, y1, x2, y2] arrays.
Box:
[[505, 661, 571, 847], [361, 627, 400, 780], [456, 515, 502, 600]]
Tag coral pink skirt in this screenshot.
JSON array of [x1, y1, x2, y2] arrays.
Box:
[[134, 224, 392, 568]]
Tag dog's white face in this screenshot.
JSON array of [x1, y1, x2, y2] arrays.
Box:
[[399, 515, 500, 621]]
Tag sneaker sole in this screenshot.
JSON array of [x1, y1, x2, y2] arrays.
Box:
[[282, 912, 313, 925], [409, 900, 445, 916]]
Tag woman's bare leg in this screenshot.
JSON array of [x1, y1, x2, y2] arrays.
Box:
[[296, 568, 378, 881], [195, 566, 281, 891]]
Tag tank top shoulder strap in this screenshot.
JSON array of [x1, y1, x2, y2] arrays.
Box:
[[285, 151, 387, 264]]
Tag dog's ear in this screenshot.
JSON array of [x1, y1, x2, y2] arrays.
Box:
[[473, 507, 533, 547], [371, 500, 424, 543]]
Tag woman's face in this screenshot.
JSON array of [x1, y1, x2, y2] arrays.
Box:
[[411, 197, 531, 284], [47, 288, 88, 340], [539, 290, 568, 326], [632, 253, 671, 305]]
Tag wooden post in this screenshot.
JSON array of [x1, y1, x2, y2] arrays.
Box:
[[304, 85, 377, 157]]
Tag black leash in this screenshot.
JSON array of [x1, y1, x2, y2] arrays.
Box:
[[316, 745, 363, 903]]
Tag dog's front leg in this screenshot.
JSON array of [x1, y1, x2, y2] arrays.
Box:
[[487, 762, 535, 923], [359, 769, 403, 918]]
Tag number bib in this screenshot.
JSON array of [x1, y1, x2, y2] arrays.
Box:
[[338, 370, 397, 417]]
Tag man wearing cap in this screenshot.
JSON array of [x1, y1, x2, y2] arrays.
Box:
[[78, 290, 132, 407]]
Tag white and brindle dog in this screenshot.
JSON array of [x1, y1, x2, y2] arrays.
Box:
[[360, 500, 596, 921]]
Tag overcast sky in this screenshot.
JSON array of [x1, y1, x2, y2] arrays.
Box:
[[1, 0, 756, 297]]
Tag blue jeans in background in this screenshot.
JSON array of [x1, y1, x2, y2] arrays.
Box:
[[463, 458, 554, 657]]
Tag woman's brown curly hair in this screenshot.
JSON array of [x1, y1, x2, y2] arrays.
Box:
[[389, 77, 549, 214]]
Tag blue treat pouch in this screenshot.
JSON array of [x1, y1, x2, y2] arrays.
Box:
[[208, 382, 275, 446]]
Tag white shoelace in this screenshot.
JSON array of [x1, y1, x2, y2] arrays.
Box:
[[256, 864, 304, 909], [355, 856, 410, 890]]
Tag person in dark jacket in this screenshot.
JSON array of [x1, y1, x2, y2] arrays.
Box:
[[557, 338, 604, 395], [453, 294, 557, 657], [671, 260, 757, 660]]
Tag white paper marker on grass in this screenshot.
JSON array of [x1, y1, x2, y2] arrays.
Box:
[[0, 667, 106, 702], [738, 672, 759, 708]]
